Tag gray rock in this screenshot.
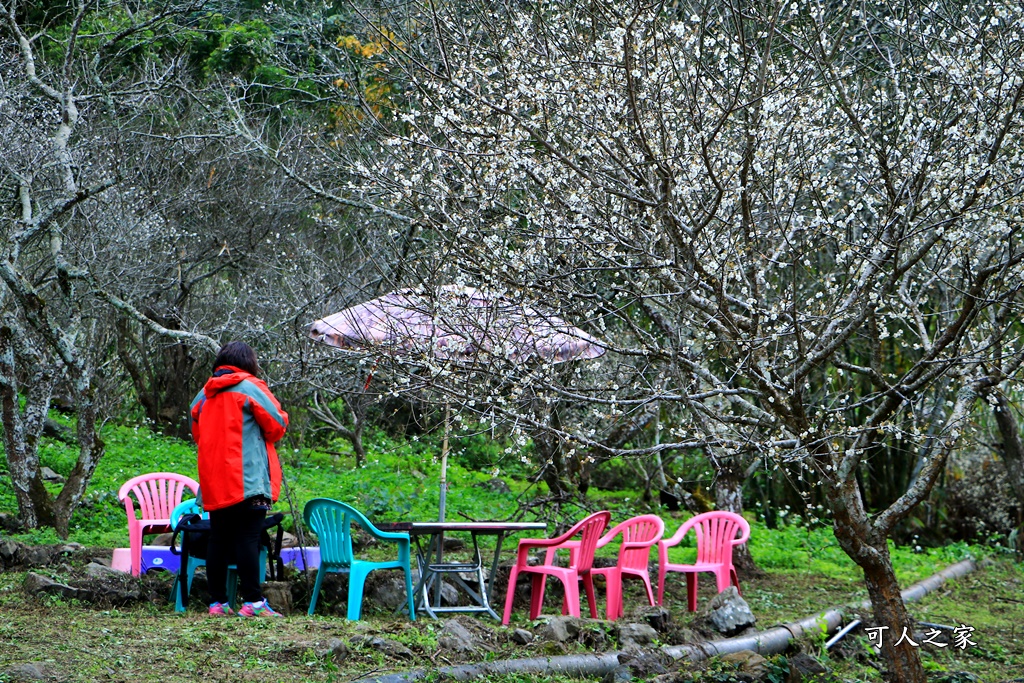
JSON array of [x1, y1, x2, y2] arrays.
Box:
[[23, 572, 77, 600], [350, 635, 414, 659], [511, 628, 534, 645], [418, 577, 459, 606], [40, 466, 64, 483], [0, 512, 22, 533], [617, 651, 670, 678], [601, 665, 633, 683], [23, 546, 54, 567], [616, 622, 659, 649], [722, 650, 769, 677], [281, 531, 299, 548], [438, 620, 482, 654], [705, 586, 756, 636], [0, 538, 20, 563], [787, 652, 829, 683], [635, 605, 671, 631], [43, 417, 74, 443], [539, 616, 583, 642], [262, 581, 293, 615], [475, 477, 511, 493], [369, 577, 414, 611], [150, 533, 174, 546], [323, 638, 349, 663], [85, 562, 123, 579], [442, 537, 466, 552], [5, 662, 51, 681]]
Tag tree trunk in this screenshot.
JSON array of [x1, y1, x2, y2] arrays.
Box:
[[992, 391, 1024, 515], [535, 404, 573, 499], [714, 458, 763, 578], [0, 321, 58, 529], [831, 479, 927, 683]]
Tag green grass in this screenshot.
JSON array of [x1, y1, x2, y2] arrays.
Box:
[[3, 418, 1020, 682], [1, 416, 984, 586]]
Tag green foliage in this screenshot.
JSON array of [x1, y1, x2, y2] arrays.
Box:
[[202, 17, 274, 77]]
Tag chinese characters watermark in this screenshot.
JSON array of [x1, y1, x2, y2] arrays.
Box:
[[863, 624, 976, 650]]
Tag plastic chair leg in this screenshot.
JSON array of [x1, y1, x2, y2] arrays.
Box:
[[129, 527, 143, 577], [529, 573, 546, 620], [308, 567, 327, 616], [173, 559, 201, 612], [501, 566, 520, 625], [640, 572, 656, 607], [347, 565, 375, 621], [403, 564, 416, 621], [604, 571, 622, 621], [730, 568, 741, 594], [686, 572, 698, 612], [656, 565, 667, 606], [562, 573, 581, 618], [226, 567, 241, 608], [536, 547, 556, 611], [715, 568, 731, 593], [581, 572, 598, 619]]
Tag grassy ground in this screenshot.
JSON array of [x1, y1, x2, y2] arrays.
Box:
[[2, 555, 1022, 682], [3, 421, 1022, 681]]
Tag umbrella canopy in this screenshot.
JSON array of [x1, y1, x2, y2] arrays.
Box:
[[309, 284, 605, 521], [308, 284, 605, 365]]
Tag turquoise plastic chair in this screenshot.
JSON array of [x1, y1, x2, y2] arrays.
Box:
[[169, 499, 267, 612], [302, 498, 415, 620]]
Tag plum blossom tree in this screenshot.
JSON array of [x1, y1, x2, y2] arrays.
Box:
[[319, 1, 1024, 680]]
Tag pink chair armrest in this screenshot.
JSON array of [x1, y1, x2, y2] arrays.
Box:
[[731, 518, 751, 546], [621, 539, 659, 551], [661, 518, 697, 549]]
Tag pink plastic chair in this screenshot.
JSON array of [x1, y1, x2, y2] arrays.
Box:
[[657, 511, 750, 611], [501, 511, 611, 625], [118, 473, 199, 577], [538, 514, 664, 620]]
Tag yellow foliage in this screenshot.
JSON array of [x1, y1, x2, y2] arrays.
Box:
[[329, 27, 404, 132], [336, 34, 386, 59]]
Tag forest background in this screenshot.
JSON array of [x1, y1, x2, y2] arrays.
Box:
[[3, 1, 1024, 682]]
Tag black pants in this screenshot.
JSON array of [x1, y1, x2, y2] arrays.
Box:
[[207, 501, 266, 604]]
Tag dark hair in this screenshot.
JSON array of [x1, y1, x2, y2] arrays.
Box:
[[213, 341, 260, 375]]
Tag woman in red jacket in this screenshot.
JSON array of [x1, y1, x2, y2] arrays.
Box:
[[190, 341, 289, 617]]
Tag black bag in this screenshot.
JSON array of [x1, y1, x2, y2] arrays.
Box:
[[171, 512, 285, 577]]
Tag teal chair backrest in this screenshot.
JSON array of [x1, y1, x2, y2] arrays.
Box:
[[303, 498, 395, 568], [170, 499, 204, 530]]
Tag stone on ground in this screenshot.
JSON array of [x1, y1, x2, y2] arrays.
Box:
[[616, 622, 659, 649], [704, 586, 756, 636], [601, 665, 634, 683], [349, 635, 414, 659], [511, 628, 534, 645], [262, 581, 293, 614], [722, 650, 769, 678], [787, 652, 830, 682], [539, 615, 583, 642]]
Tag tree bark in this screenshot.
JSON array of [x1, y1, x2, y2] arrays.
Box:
[[991, 391, 1024, 516], [714, 458, 763, 578], [831, 478, 927, 683], [0, 320, 58, 529]]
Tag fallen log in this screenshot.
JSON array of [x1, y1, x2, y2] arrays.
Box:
[[361, 558, 978, 683]]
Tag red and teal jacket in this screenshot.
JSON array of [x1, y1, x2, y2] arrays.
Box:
[[190, 365, 289, 511]]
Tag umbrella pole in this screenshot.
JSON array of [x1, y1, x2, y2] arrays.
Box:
[[439, 404, 450, 522], [432, 404, 451, 609]]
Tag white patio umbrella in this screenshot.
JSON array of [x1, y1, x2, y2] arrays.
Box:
[[308, 284, 605, 521]]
